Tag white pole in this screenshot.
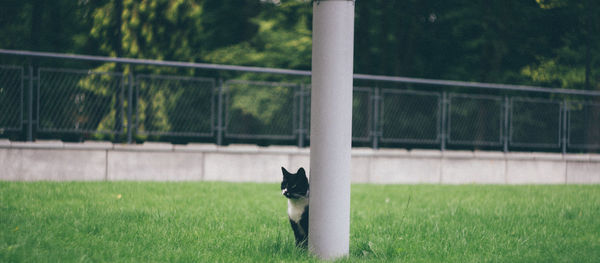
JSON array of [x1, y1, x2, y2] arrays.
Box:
[[309, 0, 355, 260]]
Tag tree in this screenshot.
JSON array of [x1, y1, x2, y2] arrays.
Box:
[[203, 1, 311, 70], [522, 0, 600, 91]]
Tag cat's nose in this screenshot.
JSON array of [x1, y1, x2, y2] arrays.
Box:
[[282, 189, 287, 196]]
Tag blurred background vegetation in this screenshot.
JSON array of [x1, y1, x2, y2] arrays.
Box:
[[0, 0, 598, 91]]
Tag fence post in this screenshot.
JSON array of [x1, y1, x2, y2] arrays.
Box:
[[216, 78, 224, 146], [27, 65, 34, 142], [371, 87, 380, 149], [127, 74, 134, 144], [562, 99, 568, 154], [503, 96, 510, 153], [440, 91, 448, 151]]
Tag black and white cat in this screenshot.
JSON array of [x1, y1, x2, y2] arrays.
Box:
[[281, 167, 309, 248]]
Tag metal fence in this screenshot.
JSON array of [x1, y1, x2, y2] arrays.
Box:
[[1, 49, 600, 153], [0, 65, 22, 132], [136, 74, 215, 138]]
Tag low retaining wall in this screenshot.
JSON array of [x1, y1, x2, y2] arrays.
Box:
[[1, 140, 599, 184]]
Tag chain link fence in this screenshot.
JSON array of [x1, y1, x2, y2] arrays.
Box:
[[448, 94, 503, 146], [0, 65, 22, 132], [568, 102, 600, 149], [38, 68, 126, 135], [380, 89, 441, 145], [352, 87, 373, 143], [1, 50, 599, 153], [224, 80, 298, 140], [136, 74, 214, 137], [509, 98, 562, 148]]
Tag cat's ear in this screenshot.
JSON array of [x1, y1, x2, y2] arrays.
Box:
[[281, 167, 290, 177], [297, 167, 306, 176]]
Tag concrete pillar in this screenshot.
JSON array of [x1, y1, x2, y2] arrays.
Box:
[[309, 0, 355, 260]]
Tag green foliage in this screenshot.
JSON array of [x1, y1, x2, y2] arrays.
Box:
[[1, 0, 597, 88], [0, 0, 96, 53], [523, 0, 600, 90], [203, 1, 312, 69], [92, 0, 206, 60], [522, 57, 586, 89]]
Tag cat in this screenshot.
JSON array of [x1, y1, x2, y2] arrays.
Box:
[[281, 167, 309, 248]]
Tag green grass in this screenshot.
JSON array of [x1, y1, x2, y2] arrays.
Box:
[[1, 182, 599, 262]]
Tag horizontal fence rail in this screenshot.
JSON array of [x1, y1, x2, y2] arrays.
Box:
[[1, 49, 599, 153]]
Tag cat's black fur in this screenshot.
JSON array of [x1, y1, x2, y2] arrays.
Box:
[[281, 167, 309, 248]]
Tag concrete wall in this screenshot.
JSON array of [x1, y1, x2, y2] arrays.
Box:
[[1, 140, 599, 184]]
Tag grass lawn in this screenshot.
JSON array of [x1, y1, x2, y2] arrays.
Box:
[[1, 182, 599, 262]]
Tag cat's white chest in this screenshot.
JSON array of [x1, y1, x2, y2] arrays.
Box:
[[287, 198, 308, 223]]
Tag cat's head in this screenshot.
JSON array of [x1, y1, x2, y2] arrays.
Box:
[[281, 167, 309, 199]]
